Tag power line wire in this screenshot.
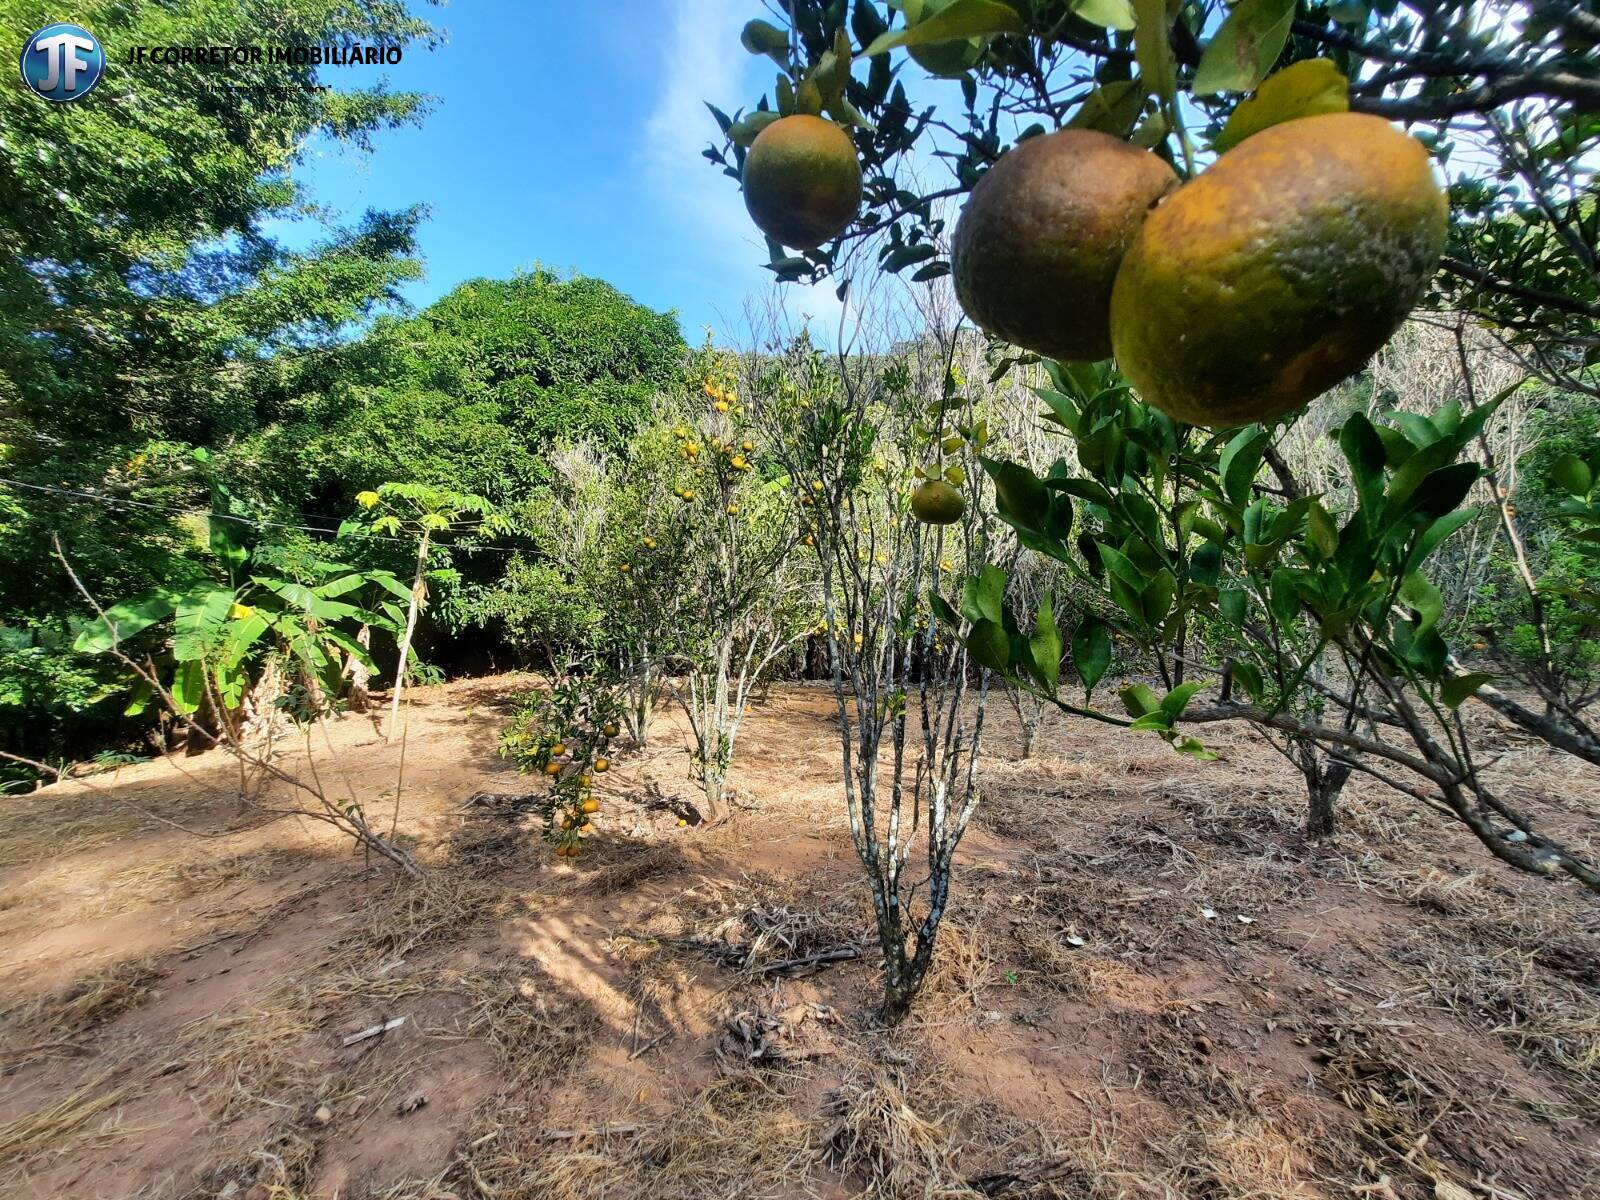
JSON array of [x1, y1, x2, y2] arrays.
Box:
[[0, 476, 528, 555]]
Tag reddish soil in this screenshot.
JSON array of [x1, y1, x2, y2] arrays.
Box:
[[1, 676, 1596, 1199]]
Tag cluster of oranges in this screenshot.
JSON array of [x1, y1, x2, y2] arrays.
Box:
[[528, 720, 620, 857], [702, 378, 740, 413], [670, 379, 764, 514]]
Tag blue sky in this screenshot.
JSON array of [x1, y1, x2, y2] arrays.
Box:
[[293, 0, 870, 344]]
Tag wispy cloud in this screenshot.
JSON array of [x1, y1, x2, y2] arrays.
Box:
[[641, 0, 846, 344]]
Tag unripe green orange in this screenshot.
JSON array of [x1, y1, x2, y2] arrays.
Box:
[[1110, 112, 1447, 427], [911, 480, 964, 525], [742, 115, 862, 250], [952, 129, 1178, 362]]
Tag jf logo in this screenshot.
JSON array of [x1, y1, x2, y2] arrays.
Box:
[[19, 23, 105, 102]]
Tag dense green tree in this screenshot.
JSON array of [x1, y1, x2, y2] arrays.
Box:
[[231, 270, 686, 517], [0, 0, 438, 760]]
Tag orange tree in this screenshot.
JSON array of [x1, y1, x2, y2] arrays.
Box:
[[666, 349, 815, 823], [743, 294, 1000, 1022], [483, 433, 691, 745], [708, 1, 1600, 897], [500, 674, 625, 859]]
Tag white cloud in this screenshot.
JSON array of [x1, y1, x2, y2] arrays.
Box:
[[641, 0, 846, 345]]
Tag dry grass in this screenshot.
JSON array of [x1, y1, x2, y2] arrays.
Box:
[[920, 917, 994, 1014], [440, 967, 599, 1085], [823, 1062, 974, 1200], [580, 841, 686, 896], [0, 1067, 143, 1178], [0, 956, 164, 1060], [406, 1070, 821, 1200], [332, 872, 512, 961], [1006, 925, 1099, 999], [177, 1000, 322, 1122]]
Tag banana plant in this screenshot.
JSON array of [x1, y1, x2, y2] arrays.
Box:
[[74, 501, 406, 727]]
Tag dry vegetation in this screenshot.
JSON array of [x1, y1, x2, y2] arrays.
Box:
[[1, 675, 1596, 1199]]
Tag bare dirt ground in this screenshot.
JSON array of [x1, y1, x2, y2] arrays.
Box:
[[1, 675, 1597, 1200]]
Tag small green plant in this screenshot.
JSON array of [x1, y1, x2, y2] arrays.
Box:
[[352, 482, 509, 740]]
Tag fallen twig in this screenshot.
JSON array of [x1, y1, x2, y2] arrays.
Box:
[[342, 1016, 406, 1046], [541, 1123, 642, 1140]]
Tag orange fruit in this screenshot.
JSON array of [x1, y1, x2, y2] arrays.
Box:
[[1111, 112, 1447, 427], [602, 722, 620, 737], [911, 480, 964, 525], [593, 757, 610, 773], [742, 115, 862, 250], [543, 762, 562, 776], [581, 797, 600, 814], [953, 129, 1177, 362]]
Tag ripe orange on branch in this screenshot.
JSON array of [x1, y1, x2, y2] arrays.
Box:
[[1110, 113, 1447, 427], [952, 129, 1177, 362], [742, 115, 862, 250]]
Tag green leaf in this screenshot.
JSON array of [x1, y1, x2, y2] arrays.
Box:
[[1400, 463, 1480, 524], [1306, 501, 1339, 559], [1412, 508, 1476, 565], [1028, 593, 1062, 695], [1072, 0, 1137, 32], [73, 592, 175, 654], [1400, 572, 1443, 639], [967, 617, 1013, 671], [930, 590, 961, 627], [368, 572, 415, 603], [1161, 681, 1205, 719], [1220, 428, 1269, 507], [862, 0, 1024, 57], [741, 18, 790, 64], [980, 456, 1051, 531], [208, 516, 248, 574], [1338, 412, 1387, 518], [1129, 711, 1173, 731], [1142, 568, 1176, 626], [963, 565, 1007, 625], [171, 659, 206, 714], [172, 588, 236, 662], [1552, 453, 1594, 498], [1214, 58, 1349, 153], [1173, 735, 1218, 761], [1441, 671, 1493, 710], [221, 611, 271, 668], [1231, 660, 1264, 702], [1132, 0, 1176, 107], [1193, 0, 1297, 95], [1269, 569, 1300, 626], [1118, 682, 1160, 718], [1219, 586, 1248, 626], [123, 677, 153, 717], [1072, 616, 1113, 695], [1066, 79, 1145, 134]]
